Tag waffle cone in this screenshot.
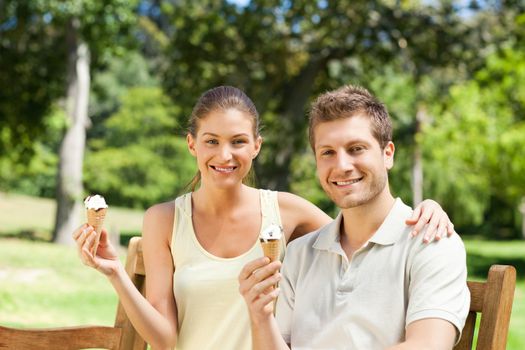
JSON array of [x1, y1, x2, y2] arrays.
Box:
[[86, 208, 107, 256], [260, 239, 280, 262]]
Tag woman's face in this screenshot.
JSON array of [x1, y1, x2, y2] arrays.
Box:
[[187, 108, 262, 189]]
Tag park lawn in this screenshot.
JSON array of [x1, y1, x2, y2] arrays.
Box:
[[0, 238, 118, 327]]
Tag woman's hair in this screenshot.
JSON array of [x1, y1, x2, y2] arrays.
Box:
[[186, 86, 261, 191]]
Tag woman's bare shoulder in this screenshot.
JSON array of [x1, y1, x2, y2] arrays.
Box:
[[143, 200, 176, 243]]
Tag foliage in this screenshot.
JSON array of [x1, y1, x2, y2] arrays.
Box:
[[84, 87, 196, 208], [89, 51, 159, 128], [422, 43, 525, 236], [155, 0, 506, 200], [0, 0, 139, 160], [0, 107, 65, 197]]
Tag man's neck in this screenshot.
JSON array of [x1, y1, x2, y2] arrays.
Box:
[[339, 189, 396, 257]]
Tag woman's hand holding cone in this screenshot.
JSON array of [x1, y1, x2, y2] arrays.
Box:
[[72, 224, 121, 277]]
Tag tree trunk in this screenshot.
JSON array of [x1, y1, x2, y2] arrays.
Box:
[[262, 54, 329, 191], [412, 106, 426, 206], [52, 18, 90, 244]]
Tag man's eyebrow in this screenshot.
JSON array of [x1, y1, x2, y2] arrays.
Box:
[[316, 139, 369, 149]]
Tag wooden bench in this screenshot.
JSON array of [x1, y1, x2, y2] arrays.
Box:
[[454, 264, 516, 350], [0, 239, 517, 349], [0, 237, 147, 350]]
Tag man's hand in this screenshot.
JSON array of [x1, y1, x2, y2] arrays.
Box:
[[238, 257, 282, 324]]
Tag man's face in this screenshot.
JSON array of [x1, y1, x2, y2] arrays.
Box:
[[313, 114, 394, 209]]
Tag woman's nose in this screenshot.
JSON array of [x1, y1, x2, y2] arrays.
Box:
[[219, 145, 233, 161]]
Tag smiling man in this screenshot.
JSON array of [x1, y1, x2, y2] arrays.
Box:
[[239, 85, 470, 350]]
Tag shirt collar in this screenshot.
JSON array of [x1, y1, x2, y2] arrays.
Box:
[[313, 198, 412, 251], [369, 198, 412, 246], [312, 211, 343, 251]]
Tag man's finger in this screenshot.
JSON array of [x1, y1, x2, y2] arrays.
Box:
[[248, 273, 281, 301], [239, 257, 271, 281], [250, 261, 281, 283]]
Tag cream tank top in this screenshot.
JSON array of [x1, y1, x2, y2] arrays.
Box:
[[171, 189, 286, 350]]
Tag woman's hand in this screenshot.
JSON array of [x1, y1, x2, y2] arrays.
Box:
[[72, 224, 121, 276], [406, 199, 455, 243]]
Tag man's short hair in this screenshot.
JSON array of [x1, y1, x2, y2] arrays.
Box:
[[308, 85, 393, 150]]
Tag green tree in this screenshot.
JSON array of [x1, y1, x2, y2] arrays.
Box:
[[158, 0, 499, 197], [422, 43, 525, 237], [0, 0, 139, 243], [85, 87, 196, 208]]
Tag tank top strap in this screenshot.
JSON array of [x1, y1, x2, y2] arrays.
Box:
[[172, 193, 192, 244]]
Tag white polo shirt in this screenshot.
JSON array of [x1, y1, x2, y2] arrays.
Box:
[[276, 198, 470, 349]]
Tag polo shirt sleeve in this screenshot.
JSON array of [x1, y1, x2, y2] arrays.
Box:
[[275, 245, 297, 344], [406, 234, 470, 342]]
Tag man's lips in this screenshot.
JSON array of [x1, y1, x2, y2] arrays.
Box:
[[332, 177, 363, 186], [211, 165, 237, 173]]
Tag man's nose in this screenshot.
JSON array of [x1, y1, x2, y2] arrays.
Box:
[[335, 152, 354, 171]]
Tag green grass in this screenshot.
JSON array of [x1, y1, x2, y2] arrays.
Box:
[[0, 238, 118, 327]]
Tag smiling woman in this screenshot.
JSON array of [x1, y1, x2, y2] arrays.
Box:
[[187, 107, 261, 191]]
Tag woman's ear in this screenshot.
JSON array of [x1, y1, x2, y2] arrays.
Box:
[[187, 133, 197, 157], [253, 135, 263, 159]]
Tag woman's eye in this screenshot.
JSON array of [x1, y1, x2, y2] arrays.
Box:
[[206, 139, 218, 145], [232, 139, 247, 145], [320, 150, 334, 156]]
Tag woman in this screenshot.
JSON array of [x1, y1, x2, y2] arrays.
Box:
[[73, 86, 454, 350]]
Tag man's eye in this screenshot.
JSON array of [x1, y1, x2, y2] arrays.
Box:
[[321, 150, 334, 156], [350, 146, 364, 153]]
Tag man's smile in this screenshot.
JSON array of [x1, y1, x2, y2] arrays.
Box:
[[332, 177, 364, 187]]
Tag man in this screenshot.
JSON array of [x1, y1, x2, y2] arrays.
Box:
[[239, 85, 470, 349]]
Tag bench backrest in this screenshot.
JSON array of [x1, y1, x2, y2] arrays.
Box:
[[454, 264, 516, 350]]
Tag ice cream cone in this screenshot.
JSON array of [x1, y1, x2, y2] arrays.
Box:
[[260, 239, 280, 262], [87, 207, 107, 256]]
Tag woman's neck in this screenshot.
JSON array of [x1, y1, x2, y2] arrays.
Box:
[[192, 183, 254, 216]]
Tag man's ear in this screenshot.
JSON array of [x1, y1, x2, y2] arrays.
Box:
[[383, 141, 395, 170], [187, 133, 197, 157], [253, 135, 263, 159]]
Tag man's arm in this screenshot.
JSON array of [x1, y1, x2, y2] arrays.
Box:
[[238, 257, 290, 350], [396, 233, 469, 350], [387, 318, 456, 350]]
